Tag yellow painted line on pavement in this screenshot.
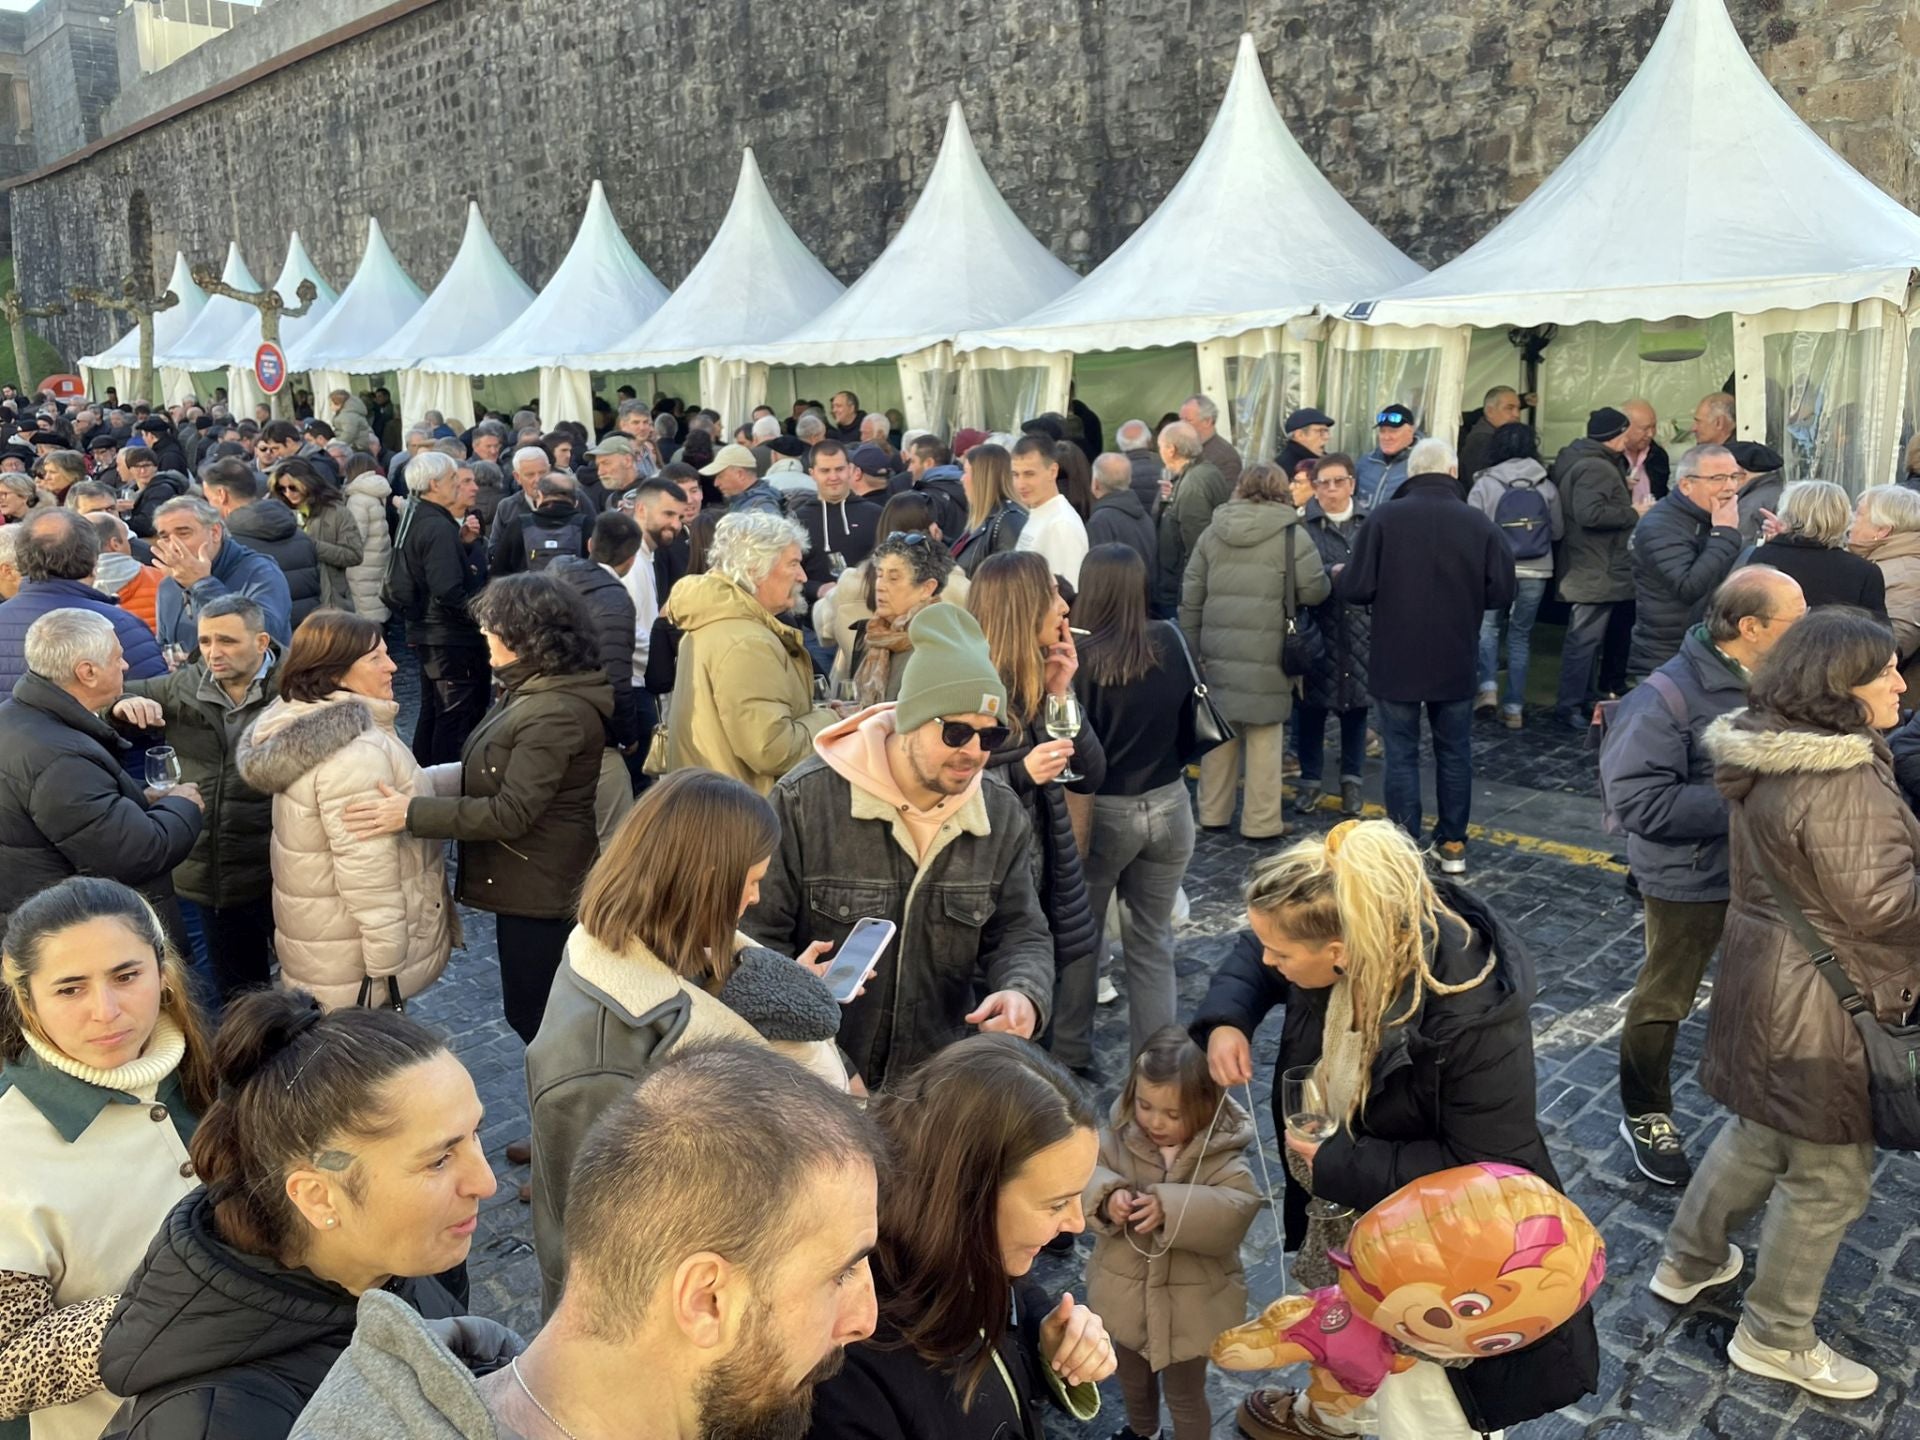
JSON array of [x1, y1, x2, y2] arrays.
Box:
[[1296, 796, 1629, 873]]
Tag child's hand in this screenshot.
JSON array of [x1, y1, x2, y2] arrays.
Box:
[[1129, 1192, 1165, 1234], [1105, 1189, 1135, 1226]]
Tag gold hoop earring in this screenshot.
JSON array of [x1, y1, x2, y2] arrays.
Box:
[[160, 986, 175, 1005]]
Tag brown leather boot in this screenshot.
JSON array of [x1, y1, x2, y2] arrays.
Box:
[[505, 1138, 532, 1166]]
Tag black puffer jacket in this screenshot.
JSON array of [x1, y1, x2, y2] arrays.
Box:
[[1628, 489, 1742, 677], [986, 717, 1106, 986], [98, 1190, 463, 1440], [1188, 883, 1599, 1433], [394, 499, 486, 651], [224, 499, 322, 627], [1299, 500, 1370, 712], [952, 502, 1025, 578], [549, 556, 639, 748]]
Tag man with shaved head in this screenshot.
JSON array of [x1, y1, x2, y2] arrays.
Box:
[[1621, 398, 1670, 506], [1600, 566, 1805, 1187]]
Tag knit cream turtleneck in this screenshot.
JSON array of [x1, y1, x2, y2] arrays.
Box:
[[23, 1014, 185, 1096]]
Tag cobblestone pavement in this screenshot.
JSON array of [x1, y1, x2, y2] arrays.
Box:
[[386, 639, 1919, 1438]]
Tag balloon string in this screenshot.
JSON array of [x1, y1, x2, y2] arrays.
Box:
[[1120, 1090, 1234, 1262], [1242, 1080, 1290, 1296]]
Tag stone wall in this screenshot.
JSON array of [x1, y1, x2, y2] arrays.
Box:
[[23, 0, 123, 169], [12, 0, 1920, 364]]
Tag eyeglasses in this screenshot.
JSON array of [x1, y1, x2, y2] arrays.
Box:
[[886, 530, 931, 547], [937, 718, 1012, 752], [1311, 474, 1354, 488]]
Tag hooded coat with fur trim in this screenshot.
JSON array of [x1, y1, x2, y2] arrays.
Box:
[[1701, 709, 1920, 1144], [236, 692, 457, 1007]]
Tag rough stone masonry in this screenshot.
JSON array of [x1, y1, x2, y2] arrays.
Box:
[[9, 0, 1919, 366]]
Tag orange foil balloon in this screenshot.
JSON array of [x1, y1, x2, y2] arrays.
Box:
[[1331, 1162, 1605, 1362]]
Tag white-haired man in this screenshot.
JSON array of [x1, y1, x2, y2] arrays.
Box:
[[662, 511, 833, 793], [1115, 418, 1163, 511], [391, 451, 488, 763], [1178, 393, 1241, 489], [0, 607, 203, 938], [1336, 437, 1515, 875]]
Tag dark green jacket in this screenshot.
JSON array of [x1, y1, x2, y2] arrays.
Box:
[[407, 667, 612, 919], [122, 647, 282, 908]]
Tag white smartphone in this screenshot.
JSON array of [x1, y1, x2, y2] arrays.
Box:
[[820, 917, 896, 1003]]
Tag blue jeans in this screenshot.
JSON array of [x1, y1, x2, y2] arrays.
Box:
[[1293, 703, 1369, 785], [1477, 577, 1547, 712], [1376, 697, 1473, 844]]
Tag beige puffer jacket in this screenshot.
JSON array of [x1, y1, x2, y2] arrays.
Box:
[[237, 691, 458, 1007], [344, 470, 393, 623]]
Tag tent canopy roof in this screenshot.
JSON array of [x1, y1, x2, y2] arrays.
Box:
[[348, 204, 537, 374], [155, 243, 264, 370], [286, 217, 426, 374], [960, 35, 1424, 355], [729, 103, 1079, 367], [419, 181, 670, 376], [575, 149, 846, 370], [79, 252, 210, 371], [1360, 0, 1920, 329]]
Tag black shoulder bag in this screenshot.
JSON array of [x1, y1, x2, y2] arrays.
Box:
[[1752, 851, 1920, 1149], [1279, 521, 1326, 679], [1163, 621, 1234, 762]]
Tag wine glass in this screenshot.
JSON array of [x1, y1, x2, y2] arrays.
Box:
[[1282, 1066, 1354, 1222], [1043, 692, 1082, 783], [827, 551, 849, 579], [834, 678, 860, 706], [144, 746, 182, 792], [812, 675, 831, 707]]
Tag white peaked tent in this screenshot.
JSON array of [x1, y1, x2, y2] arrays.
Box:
[[286, 217, 426, 407], [957, 34, 1425, 455], [79, 251, 210, 406], [156, 242, 263, 373], [729, 102, 1080, 432], [576, 149, 846, 430], [1354, 0, 1920, 488], [354, 203, 537, 428], [213, 232, 338, 417], [419, 181, 670, 429]]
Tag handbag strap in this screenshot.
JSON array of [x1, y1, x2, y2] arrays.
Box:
[[1748, 848, 1873, 1017], [1161, 620, 1208, 695], [1281, 519, 1298, 622]]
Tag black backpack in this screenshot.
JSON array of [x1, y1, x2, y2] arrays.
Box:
[[522, 513, 587, 572], [380, 502, 422, 619]]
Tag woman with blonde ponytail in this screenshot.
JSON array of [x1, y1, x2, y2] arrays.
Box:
[[1190, 820, 1598, 1440]]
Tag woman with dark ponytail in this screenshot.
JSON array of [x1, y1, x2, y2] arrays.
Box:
[[0, 878, 214, 1440], [96, 989, 497, 1440]]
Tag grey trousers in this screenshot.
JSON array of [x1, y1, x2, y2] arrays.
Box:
[[1663, 1114, 1874, 1351], [1061, 781, 1198, 1064]]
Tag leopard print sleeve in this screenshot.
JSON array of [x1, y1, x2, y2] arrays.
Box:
[[0, 1269, 118, 1420]]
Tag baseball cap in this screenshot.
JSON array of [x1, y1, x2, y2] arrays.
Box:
[[850, 443, 893, 477], [587, 435, 634, 457], [698, 442, 759, 476], [1284, 408, 1335, 432], [1374, 404, 1416, 429]]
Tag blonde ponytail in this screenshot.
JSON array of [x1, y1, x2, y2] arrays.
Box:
[[1246, 820, 1493, 1124]]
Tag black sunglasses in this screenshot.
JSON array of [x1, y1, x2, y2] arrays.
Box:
[[937, 718, 1012, 752], [886, 530, 931, 546]]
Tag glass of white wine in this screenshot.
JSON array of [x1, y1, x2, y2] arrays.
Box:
[[144, 746, 182, 793], [1282, 1065, 1354, 1221], [1042, 692, 1082, 783]]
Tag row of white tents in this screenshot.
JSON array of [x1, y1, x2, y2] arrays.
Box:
[[79, 0, 1920, 491]]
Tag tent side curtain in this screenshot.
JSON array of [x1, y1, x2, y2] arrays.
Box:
[[1736, 299, 1909, 495], [896, 344, 957, 436], [538, 367, 594, 430], [1196, 324, 1322, 465], [1904, 300, 1920, 480], [1531, 317, 1737, 458], [956, 348, 1072, 432], [700, 358, 768, 433], [400, 369, 477, 430], [1322, 321, 1470, 453]]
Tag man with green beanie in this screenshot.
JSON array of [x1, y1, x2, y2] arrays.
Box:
[[743, 603, 1055, 1087]]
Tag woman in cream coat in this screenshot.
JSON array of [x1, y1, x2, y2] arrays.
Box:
[[342, 453, 394, 623], [237, 611, 455, 1008]]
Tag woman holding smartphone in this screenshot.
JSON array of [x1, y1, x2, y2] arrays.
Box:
[[523, 768, 851, 1314]]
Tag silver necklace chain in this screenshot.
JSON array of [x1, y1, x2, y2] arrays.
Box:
[[510, 1355, 582, 1440]]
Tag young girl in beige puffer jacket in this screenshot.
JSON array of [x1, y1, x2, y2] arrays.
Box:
[[237, 688, 457, 1007], [1083, 1026, 1262, 1440]]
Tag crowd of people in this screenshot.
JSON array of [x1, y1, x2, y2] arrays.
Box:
[[0, 373, 1915, 1440]]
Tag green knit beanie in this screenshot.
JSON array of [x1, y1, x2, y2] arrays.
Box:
[[894, 605, 1008, 733]]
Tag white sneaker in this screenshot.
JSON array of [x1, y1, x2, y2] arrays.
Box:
[[1096, 976, 1119, 1005], [1727, 1327, 1878, 1400], [1648, 1243, 1743, 1304]]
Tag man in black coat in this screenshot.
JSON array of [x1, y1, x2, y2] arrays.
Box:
[[790, 442, 882, 608], [1628, 444, 1744, 679], [1455, 386, 1523, 484], [1275, 406, 1336, 481], [0, 607, 203, 942], [201, 460, 323, 627], [551, 513, 642, 753], [1336, 438, 1514, 875], [390, 453, 489, 765], [1115, 419, 1165, 512], [1084, 453, 1156, 569]]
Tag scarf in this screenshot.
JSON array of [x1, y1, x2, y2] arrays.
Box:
[[851, 606, 921, 707], [24, 1013, 185, 1095], [1287, 979, 1369, 1289]]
